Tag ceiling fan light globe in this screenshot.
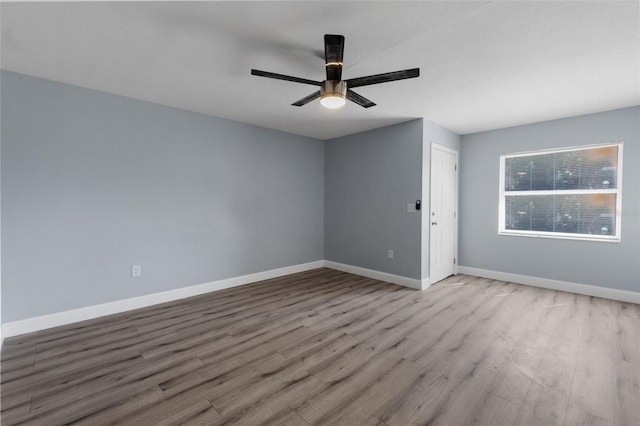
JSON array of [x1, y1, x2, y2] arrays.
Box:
[[321, 95, 346, 109]]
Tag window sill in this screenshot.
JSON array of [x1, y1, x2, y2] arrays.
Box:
[[498, 231, 620, 243]]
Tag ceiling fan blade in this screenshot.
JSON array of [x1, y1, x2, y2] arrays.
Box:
[[251, 69, 321, 86], [346, 68, 420, 88], [324, 34, 345, 81], [346, 90, 376, 108], [292, 90, 321, 107]]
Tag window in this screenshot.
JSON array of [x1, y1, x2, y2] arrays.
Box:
[[499, 143, 623, 241]]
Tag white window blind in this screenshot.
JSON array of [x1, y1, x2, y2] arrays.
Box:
[[499, 143, 623, 241]]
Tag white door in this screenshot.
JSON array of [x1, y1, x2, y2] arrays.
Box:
[[429, 144, 458, 284]]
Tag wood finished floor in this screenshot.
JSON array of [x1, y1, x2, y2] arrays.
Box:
[[1, 268, 639, 425]]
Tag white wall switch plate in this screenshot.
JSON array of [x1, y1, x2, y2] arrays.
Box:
[[387, 249, 394, 259], [407, 203, 416, 213]]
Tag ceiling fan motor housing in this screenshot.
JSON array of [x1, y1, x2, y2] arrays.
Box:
[[321, 80, 347, 99]]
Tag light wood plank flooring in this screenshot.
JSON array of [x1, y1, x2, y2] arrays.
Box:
[[1, 268, 638, 425]]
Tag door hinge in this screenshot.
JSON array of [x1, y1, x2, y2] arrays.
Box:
[[454, 258, 456, 264], [454, 164, 457, 171]]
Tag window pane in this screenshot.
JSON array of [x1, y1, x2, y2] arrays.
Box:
[[505, 145, 618, 191], [505, 194, 616, 236], [505, 154, 554, 191], [555, 146, 618, 190]]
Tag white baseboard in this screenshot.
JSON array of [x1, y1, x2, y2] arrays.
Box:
[[5, 260, 635, 343], [324, 261, 427, 290], [0, 259, 432, 342], [457, 266, 640, 304], [1, 260, 324, 340]]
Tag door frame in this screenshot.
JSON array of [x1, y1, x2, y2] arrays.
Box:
[[429, 143, 459, 284]]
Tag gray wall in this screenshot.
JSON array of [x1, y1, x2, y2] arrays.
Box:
[[324, 120, 424, 279], [3, 70, 636, 326], [421, 120, 461, 280], [459, 107, 640, 292], [1, 71, 325, 322]]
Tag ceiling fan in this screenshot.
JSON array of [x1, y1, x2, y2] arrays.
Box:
[[251, 34, 420, 109]]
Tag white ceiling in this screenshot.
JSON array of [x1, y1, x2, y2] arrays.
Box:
[[1, 1, 639, 140]]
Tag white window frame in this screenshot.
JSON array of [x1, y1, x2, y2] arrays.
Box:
[[498, 142, 623, 242]]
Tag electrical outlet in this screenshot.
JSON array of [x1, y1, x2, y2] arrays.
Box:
[[387, 249, 394, 259], [132, 264, 141, 277]]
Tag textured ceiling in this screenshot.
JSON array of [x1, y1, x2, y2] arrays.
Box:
[[1, 1, 639, 139]]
